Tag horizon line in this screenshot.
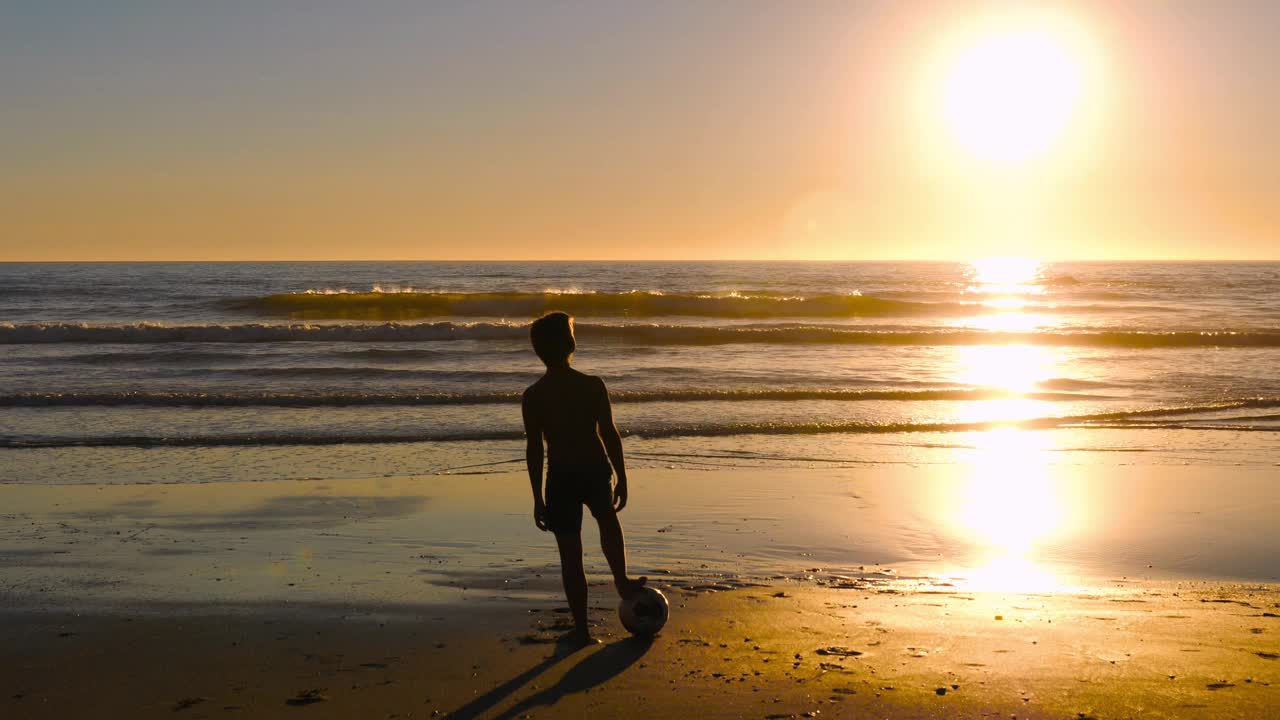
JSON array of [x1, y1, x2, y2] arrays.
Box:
[[1, 258, 1278, 264]]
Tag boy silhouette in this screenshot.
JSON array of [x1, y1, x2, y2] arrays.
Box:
[[522, 311, 645, 647]]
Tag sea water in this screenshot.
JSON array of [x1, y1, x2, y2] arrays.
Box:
[[1, 261, 1277, 485]]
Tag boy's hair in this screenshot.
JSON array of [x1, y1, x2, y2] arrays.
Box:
[[530, 311, 576, 365]]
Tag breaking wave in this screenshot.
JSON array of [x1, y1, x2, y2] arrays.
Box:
[[229, 290, 1140, 320], [4, 322, 1280, 348]]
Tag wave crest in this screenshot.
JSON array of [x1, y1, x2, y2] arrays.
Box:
[[4, 322, 1279, 348], [231, 290, 1004, 320]]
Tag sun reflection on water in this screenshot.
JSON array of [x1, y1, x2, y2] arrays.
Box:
[[947, 263, 1074, 591], [967, 256, 1043, 296], [962, 257, 1054, 332], [967, 311, 1054, 333], [924, 260, 1078, 591], [955, 344, 1057, 394]]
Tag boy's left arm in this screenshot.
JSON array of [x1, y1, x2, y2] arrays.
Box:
[[596, 378, 628, 512]]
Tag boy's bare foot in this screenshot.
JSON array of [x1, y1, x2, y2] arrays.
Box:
[[616, 576, 648, 601]]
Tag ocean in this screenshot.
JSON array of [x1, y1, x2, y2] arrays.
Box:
[[1, 261, 1278, 485]]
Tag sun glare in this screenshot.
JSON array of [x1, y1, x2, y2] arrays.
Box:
[[936, 15, 1093, 165]]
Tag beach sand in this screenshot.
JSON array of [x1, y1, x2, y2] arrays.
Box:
[[1, 462, 1278, 717], [2, 582, 1277, 718]]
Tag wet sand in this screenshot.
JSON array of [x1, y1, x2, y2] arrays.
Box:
[[0, 463, 1276, 611], [1, 461, 1278, 717]]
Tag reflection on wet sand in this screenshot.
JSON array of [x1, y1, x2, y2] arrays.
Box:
[[0, 454, 1275, 612], [949, 428, 1068, 592]]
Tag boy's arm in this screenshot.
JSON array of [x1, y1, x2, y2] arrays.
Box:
[[596, 378, 629, 512], [522, 391, 549, 531]]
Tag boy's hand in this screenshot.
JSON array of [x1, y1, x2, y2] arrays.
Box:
[[533, 499, 549, 531], [613, 479, 628, 512]]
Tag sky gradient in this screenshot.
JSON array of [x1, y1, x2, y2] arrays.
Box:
[[2, 1, 1277, 261]]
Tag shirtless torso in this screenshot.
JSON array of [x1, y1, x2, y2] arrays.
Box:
[[522, 366, 611, 470]]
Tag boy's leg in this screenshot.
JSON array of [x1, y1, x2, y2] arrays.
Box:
[[553, 530, 591, 639], [594, 508, 646, 599]]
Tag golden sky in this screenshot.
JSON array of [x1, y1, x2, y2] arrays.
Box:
[[2, 1, 1277, 261]]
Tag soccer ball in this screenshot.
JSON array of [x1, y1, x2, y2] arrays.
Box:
[[618, 587, 670, 636]]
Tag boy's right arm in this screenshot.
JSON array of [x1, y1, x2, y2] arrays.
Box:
[[522, 391, 548, 531]]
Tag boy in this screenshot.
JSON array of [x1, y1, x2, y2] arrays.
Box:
[[522, 311, 645, 647]]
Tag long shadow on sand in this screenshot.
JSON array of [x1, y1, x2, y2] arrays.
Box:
[[446, 635, 653, 720]]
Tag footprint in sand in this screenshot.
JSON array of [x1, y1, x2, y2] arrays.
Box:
[[172, 697, 208, 712], [285, 689, 328, 706], [815, 646, 863, 657], [516, 632, 557, 645]]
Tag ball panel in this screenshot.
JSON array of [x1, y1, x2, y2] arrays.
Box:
[[618, 587, 669, 636]]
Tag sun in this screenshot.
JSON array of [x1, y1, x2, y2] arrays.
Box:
[[936, 17, 1092, 164]]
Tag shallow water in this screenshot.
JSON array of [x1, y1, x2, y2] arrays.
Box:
[[1, 460, 1275, 615]]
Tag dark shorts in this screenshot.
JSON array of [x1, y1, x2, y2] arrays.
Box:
[[545, 463, 614, 534]]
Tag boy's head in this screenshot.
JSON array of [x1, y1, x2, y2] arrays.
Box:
[[530, 311, 576, 366]]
